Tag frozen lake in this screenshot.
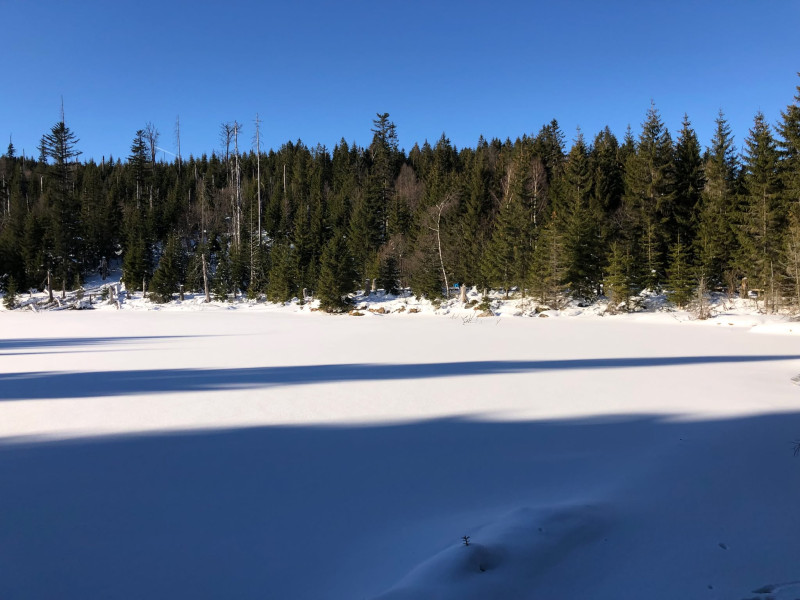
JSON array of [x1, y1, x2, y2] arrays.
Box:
[[2, 310, 800, 599]]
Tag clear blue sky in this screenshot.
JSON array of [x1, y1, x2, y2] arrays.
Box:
[[2, 0, 799, 162]]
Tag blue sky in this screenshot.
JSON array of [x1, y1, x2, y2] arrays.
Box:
[[2, 0, 799, 162]]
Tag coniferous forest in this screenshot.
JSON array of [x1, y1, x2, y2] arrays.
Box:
[[2, 78, 800, 312]]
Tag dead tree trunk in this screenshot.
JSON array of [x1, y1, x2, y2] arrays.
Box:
[[202, 253, 210, 303]]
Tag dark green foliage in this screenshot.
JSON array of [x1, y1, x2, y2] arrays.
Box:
[[213, 243, 233, 301], [316, 234, 356, 311], [408, 245, 444, 300], [150, 234, 185, 303], [560, 132, 603, 300], [737, 112, 784, 307], [482, 151, 532, 294], [672, 116, 705, 248], [604, 242, 634, 311], [121, 209, 152, 291], [622, 103, 675, 289], [267, 241, 298, 302], [3, 276, 18, 309], [530, 215, 567, 306], [666, 238, 694, 308], [377, 253, 400, 295], [40, 119, 82, 287], [694, 111, 739, 287], [776, 76, 800, 210]]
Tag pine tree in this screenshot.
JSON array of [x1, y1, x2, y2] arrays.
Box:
[[695, 111, 739, 289], [267, 240, 298, 302], [783, 212, 800, 311], [369, 113, 399, 243], [121, 209, 152, 291], [590, 127, 624, 217], [452, 144, 491, 288], [738, 112, 784, 310], [376, 254, 400, 295], [560, 131, 602, 300], [129, 130, 148, 208], [3, 276, 17, 309], [150, 234, 184, 303], [665, 237, 694, 308], [316, 233, 356, 311], [482, 151, 531, 294], [530, 214, 567, 307], [604, 242, 633, 312], [213, 242, 233, 301], [672, 115, 704, 249], [40, 116, 82, 290], [776, 74, 800, 212], [622, 103, 675, 289]]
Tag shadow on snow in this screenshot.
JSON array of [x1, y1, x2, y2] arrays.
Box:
[[2, 413, 800, 600], [1, 354, 799, 400], [0, 335, 203, 356]]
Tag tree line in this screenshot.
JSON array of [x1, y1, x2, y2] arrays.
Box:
[[1, 79, 800, 312]]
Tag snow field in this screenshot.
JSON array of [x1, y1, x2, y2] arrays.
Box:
[[1, 310, 800, 599]]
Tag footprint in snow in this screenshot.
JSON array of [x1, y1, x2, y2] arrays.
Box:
[[738, 579, 800, 599]]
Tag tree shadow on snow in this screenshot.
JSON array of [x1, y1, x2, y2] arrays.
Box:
[[0, 336, 204, 356], [1, 354, 799, 401], [2, 413, 800, 600]]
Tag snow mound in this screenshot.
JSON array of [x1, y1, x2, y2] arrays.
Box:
[[374, 504, 609, 600]]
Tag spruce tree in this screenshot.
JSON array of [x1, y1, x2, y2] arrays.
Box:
[[738, 112, 784, 309], [561, 131, 602, 300], [776, 75, 800, 212], [121, 209, 152, 291], [672, 115, 705, 249], [316, 233, 356, 311], [590, 127, 624, 216], [622, 103, 675, 289], [530, 214, 567, 307], [482, 151, 531, 295], [150, 234, 184, 303], [695, 111, 739, 289], [40, 117, 82, 290], [369, 113, 399, 243], [453, 145, 491, 288], [3, 276, 17, 309], [213, 243, 233, 301], [376, 253, 400, 295], [604, 242, 633, 312], [267, 240, 298, 302], [665, 237, 694, 308], [129, 130, 148, 208]]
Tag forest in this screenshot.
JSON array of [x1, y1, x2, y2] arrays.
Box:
[[1, 78, 800, 312]]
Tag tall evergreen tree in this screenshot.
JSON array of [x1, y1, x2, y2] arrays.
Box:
[[482, 151, 531, 294], [665, 237, 694, 308], [776, 75, 800, 213], [604, 242, 634, 312], [369, 113, 399, 243], [129, 130, 148, 208], [316, 233, 357, 311], [672, 115, 705, 249], [560, 131, 602, 300], [622, 103, 675, 289], [150, 233, 185, 302], [267, 240, 298, 302], [738, 111, 784, 310], [695, 111, 739, 288], [40, 116, 82, 289]]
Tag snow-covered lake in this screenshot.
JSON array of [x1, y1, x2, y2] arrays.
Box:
[[2, 310, 800, 599]]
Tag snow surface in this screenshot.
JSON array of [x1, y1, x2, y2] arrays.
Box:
[[3, 277, 800, 599]]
